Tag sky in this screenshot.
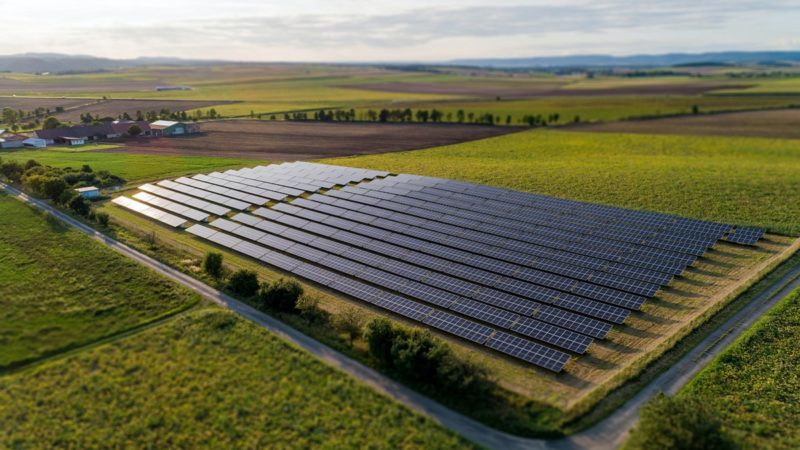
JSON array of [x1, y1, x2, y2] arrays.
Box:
[[2, 0, 800, 62]]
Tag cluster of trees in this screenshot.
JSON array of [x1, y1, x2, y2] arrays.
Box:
[[0, 158, 112, 224], [364, 318, 488, 395], [2, 106, 67, 131]]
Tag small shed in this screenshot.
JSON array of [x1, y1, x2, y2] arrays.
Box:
[[75, 186, 100, 199]]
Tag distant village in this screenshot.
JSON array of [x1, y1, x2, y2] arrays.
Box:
[[0, 120, 201, 149]]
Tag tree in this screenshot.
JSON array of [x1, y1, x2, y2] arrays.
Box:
[[203, 252, 223, 278], [692, 104, 700, 115], [2, 107, 19, 125], [259, 277, 303, 312], [0, 161, 24, 183], [127, 124, 142, 137], [42, 116, 62, 129], [365, 318, 397, 366], [68, 195, 91, 216], [227, 269, 259, 298], [334, 306, 366, 345], [42, 177, 67, 200], [625, 393, 736, 450], [296, 294, 329, 324]]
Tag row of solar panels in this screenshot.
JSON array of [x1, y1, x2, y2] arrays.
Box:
[[111, 162, 765, 372], [185, 222, 571, 372]]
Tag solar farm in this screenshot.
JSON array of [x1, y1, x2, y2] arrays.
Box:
[[109, 161, 771, 373]]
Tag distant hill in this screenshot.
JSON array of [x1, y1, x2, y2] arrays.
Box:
[[0, 53, 225, 73], [450, 51, 800, 68]]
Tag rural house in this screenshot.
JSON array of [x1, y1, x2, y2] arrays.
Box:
[[149, 120, 200, 136], [0, 133, 28, 149]]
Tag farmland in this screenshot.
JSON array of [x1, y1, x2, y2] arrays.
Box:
[[0, 197, 470, 448], [1, 148, 255, 184], [569, 108, 800, 139], [325, 129, 800, 235], [0, 194, 198, 370], [111, 120, 522, 160]]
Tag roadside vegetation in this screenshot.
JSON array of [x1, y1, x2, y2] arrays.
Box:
[[674, 287, 800, 449], [326, 129, 800, 235], [0, 194, 198, 370]]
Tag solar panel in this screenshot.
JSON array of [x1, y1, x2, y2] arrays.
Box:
[[486, 331, 570, 372], [112, 196, 186, 228]]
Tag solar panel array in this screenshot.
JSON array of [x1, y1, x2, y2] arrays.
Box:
[[111, 161, 765, 373]]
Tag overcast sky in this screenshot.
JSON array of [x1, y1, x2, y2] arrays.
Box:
[[3, 0, 799, 61]]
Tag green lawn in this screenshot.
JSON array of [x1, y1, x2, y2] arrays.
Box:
[[675, 287, 800, 449], [325, 129, 800, 235], [1, 149, 256, 183], [0, 194, 199, 370], [0, 307, 474, 449]]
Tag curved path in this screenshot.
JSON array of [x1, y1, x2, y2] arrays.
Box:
[[4, 182, 799, 450]]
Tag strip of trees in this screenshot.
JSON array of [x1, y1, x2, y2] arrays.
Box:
[[279, 108, 577, 126], [0, 157, 116, 225]]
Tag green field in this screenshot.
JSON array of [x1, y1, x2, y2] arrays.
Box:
[[0, 194, 198, 370], [1, 149, 256, 184], [668, 287, 800, 449], [0, 307, 474, 449], [352, 95, 799, 125], [325, 129, 800, 235]]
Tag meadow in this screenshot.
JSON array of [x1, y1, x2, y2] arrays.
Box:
[[325, 129, 800, 235], [0, 194, 199, 370], [0, 307, 475, 449], [675, 287, 800, 449], [1, 148, 256, 184]]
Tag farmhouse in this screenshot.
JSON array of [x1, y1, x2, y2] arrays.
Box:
[[0, 133, 28, 149], [23, 138, 47, 148], [35, 121, 151, 144], [63, 136, 86, 146], [74, 186, 100, 199], [150, 120, 200, 136]]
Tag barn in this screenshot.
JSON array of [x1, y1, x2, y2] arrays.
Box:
[[0, 133, 28, 149], [150, 120, 200, 136]]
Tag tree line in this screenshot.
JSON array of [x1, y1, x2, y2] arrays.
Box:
[[275, 108, 578, 126]]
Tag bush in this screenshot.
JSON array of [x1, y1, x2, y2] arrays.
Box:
[[333, 306, 366, 345], [0, 161, 24, 183], [227, 269, 260, 298], [57, 190, 75, 206], [364, 318, 487, 394], [202, 252, 223, 278], [96, 211, 110, 227], [296, 294, 329, 324], [259, 278, 303, 312], [625, 393, 737, 450], [365, 318, 399, 367], [68, 195, 91, 216], [42, 177, 67, 200]]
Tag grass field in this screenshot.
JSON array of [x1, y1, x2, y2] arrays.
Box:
[[326, 129, 800, 235], [0, 194, 199, 370], [1, 148, 256, 184], [367, 95, 799, 125], [569, 108, 800, 139], [0, 308, 474, 449], [675, 287, 800, 449]]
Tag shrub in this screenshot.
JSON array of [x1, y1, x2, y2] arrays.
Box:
[[57, 190, 75, 206], [96, 211, 110, 227], [625, 393, 737, 450], [259, 278, 303, 312], [68, 195, 90, 216], [333, 306, 366, 345], [227, 269, 260, 298], [296, 294, 329, 324], [42, 177, 67, 200], [202, 252, 223, 278], [0, 161, 24, 183], [364, 318, 398, 367]]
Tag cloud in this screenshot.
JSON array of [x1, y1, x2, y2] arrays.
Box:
[[5, 0, 800, 60]]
